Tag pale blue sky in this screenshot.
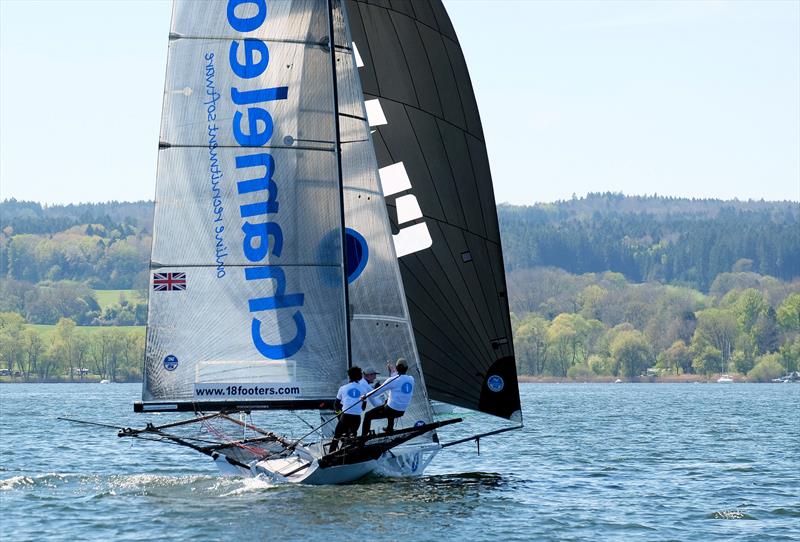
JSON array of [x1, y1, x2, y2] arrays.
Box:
[[1, 0, 798, 205]]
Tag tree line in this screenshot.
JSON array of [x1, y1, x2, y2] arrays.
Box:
[[0, 314, 143, 382], [2, 195, 799, 293], [0, 279, 147, 326], [499, 194, 799, 291], [1, 196, 798, 381], [509, 267, 800, 381]]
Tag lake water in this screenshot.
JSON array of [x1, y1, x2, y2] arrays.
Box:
[[1, 383, 798, 541]]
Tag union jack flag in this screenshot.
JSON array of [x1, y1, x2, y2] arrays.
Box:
[[153, 272, 187, 291]]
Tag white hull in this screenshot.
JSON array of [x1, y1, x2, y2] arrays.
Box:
[[214, 442, 440, 485]]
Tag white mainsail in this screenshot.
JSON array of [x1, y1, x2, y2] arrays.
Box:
[[143, 0, 349, 407]]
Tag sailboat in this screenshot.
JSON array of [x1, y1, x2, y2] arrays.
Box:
[[121, 0, 522, 484]]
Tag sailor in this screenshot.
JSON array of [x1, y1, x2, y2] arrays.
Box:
[[329, 366, 365, 453], [359, 367, 383, 412], [360, 358, 414, 436], [360, 367, 380, 389]]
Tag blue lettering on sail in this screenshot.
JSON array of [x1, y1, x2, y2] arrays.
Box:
[[204, 52, 227, 279], [226, 0, 304, 360]]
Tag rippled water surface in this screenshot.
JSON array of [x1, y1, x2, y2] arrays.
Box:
[[1, 383, 798, 541]]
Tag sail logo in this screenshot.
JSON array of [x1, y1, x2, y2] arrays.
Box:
[[227, 0, 306, 360], [163, 355, 179, 371], [354, 44, 432, 258], [487, 375, 505, 393]]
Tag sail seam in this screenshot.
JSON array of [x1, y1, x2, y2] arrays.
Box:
[[364, 93, 483, 144], [385, 202, 503, 247], [386, 10, 422, 112], [407, 10, 449, 132], [352, 0, 460, 59], [411, 326, 486, 392], [458, 229, 503, 344], [459, 125, 490, 240], [374, 114, 449, 241], [351, 314, 407, 323], [431, 118, 472, 245], [419, 220, 497, 354], [400, 243, 493, 371], [457, 132, 511, 346], [158, 144, 334, 152], [167, 35, 329, 47]]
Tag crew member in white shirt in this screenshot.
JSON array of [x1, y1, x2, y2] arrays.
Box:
[[360, 358, 414, 436], [330, 366, 366, 452], [358, 367, 382, 411]]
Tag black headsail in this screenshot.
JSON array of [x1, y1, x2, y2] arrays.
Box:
[[346, 0, 521, 420]]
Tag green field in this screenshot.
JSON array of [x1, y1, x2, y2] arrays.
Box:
[[26, 324, 145, 340], [93, 289, 143, 310]]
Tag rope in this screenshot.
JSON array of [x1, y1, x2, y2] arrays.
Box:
[[198, 415, 271, 460]]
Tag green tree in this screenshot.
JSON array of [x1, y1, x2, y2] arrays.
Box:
[[610, 330, 652, 378], [777, 293, 800, 333], [692, 345, 723, 375], [515, 315, 549, 375], [0, 312, 25, 373], [20, 328, 44, 381], [52, 317, 78, 380], [578, 285, 607, 319], [546, 313, 598, 376], [693, 308, 737, 367], [731, 333, 758, 374], [747, 353, 784, 382], [778, 335, 800, 374], [657, 340, 692, 375], [732, 288, 767, 333], [753, 307, 780, 354]]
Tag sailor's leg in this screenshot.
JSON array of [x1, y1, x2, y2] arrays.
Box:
[[330, 418, 346, 452], [361, 405, 386, 436], [385, 408, 404, 433], [344, 414, 360, 440]]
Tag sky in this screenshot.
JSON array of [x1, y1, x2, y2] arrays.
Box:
[[0, 0, 798, 205]]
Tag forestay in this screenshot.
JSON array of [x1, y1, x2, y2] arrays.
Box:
[[142, 0, 349, 411]]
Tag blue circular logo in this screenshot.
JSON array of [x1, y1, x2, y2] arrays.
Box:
[[163, 355, 179, 371], [414, 420, 425, 427], [345, 228, 369, 283], [401, 382, 413, 394], [347, 387, 361, 398], [487, 375, 504, 392]]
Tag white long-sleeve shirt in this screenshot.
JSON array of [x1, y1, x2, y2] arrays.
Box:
[[373, 372, 414, 411], [358, 378, 382, 408]]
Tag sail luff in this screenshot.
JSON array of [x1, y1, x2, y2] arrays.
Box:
[[326, 0, 352, 370]]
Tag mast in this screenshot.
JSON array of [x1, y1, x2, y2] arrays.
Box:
[[327, 0, 352, 369]]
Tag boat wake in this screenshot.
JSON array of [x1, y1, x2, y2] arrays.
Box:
[[0, 471, 280, 497]]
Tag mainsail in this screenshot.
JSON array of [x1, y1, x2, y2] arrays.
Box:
[[141, 0, 350, 411], [346, 1, 522, 420]]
